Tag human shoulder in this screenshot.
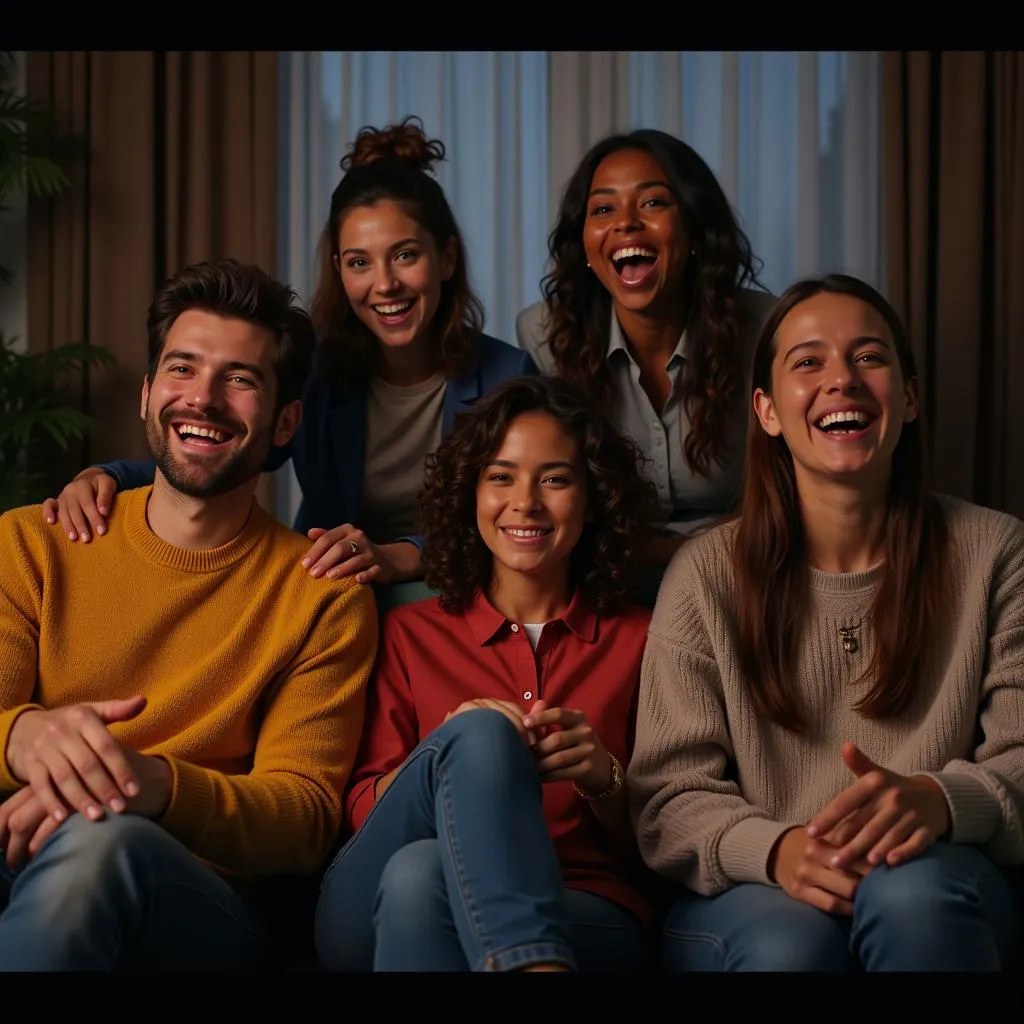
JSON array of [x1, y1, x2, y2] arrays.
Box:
[[475, 331, 535, 377], [935, 492, 1024, 565], [514, 301, 558, 375]]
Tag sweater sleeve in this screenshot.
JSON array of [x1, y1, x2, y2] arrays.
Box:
[[344, 612, 421, 832], [0, 513, 48, 792], [155, 580, 378, 878], [627, 549, 798, 895], [96, 459, 156, 490], [918, 517, 1024, 864]]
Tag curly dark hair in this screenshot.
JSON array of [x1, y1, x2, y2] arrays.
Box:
[[542, 128, 765, 478], [420, 375, 659, 615], [310, 115, 484, 391]]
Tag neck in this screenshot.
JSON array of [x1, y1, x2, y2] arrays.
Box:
[[376, 332, 439, 387], [487, 562, 572, 624], [797, 471, 889, 573], [615, 304, 687, 364], [146, 473, 257, 550]]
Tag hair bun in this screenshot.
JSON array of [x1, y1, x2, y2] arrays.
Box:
[[341, 115, 446, 174]]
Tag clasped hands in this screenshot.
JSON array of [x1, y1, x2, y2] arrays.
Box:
[[0, 696, 172, 870], [444, 698, 614, 797], [769, 740, 951, 916]]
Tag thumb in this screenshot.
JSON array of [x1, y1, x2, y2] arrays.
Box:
[[842, 740, 882, 778], [87, 695, 147, 724], [96, 475, 117, 512]]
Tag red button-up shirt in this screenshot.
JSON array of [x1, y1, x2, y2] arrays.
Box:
[[345, 588, 653, 925]]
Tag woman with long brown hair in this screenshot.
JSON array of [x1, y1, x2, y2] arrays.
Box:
[[628, 273, 1023, 971], [41, 117, 534, 594], [517, 129, 774, 572]]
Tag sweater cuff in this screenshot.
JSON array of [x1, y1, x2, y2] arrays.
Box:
[[155, 755, 217, 848], [718, 815, 801, 887], [0, 705, 46, 792], [915, 770, 1002, 846]]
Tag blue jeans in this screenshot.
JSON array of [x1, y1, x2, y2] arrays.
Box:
[[0, 811, 269, 971], [315, 709, 649, 972], [661, 843, 1020, 971]]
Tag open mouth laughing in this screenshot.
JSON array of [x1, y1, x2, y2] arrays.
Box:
[[610, 245, 659, 288], [814, 408, 876, 437]]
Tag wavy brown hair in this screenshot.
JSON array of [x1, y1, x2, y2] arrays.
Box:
[[421, 375, 659, 615], [542, 129, 765, 478], [732, 274, 948, 731], [310, 116, 484, 390]]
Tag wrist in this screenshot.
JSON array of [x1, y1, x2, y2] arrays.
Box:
[[574, 752, 622, 802], [767, 826, 802, 884], [913, 774, 952, 837], [6, 709, 42, 782], [386, 541, 424, 582]]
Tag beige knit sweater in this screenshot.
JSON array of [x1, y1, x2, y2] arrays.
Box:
[[628, 494, 1024, 896]]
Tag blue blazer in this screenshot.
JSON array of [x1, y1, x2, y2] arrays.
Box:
[[103, 332, 537, 548]]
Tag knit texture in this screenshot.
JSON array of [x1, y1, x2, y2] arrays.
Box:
[[0, 487, 378, 879], [628, 494, 1024, 895]]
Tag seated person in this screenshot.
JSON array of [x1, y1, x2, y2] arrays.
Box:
[[315, 375, 659, 972], [0, 258, 377, 971], [628, 273, 1023, 971]]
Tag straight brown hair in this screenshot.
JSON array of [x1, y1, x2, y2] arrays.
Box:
[[732, 274, 947, 732]]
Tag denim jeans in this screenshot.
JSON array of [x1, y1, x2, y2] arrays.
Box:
[[661, 842, 1020, 971], [0, 811, 268, 971], [315, 708, 649, 972]]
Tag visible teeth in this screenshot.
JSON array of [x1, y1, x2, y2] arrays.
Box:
[[611, 246, 657, 262], [177, 425, 226, 442], [503, 528, 549, 538], [817, 410, 869, 429], [373, 301, 413, 315]]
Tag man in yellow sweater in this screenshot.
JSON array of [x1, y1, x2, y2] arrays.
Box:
[[0, 258, 377, 970]]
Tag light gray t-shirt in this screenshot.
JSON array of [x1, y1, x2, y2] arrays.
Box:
[[516, 288, 775, 536], [362, 372, 447, 542]]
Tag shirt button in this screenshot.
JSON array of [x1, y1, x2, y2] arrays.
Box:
[[523, 691, 533, 700], [510, 623, 519, 633]]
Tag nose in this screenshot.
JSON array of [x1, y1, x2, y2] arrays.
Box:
[[372, 263, 400, 296], [825, 357, 862, 393], [185, 373, 223, 410], [612, 202, 642, 233], [510, 480, 541, 514]]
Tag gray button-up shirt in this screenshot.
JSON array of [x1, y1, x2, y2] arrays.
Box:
[[516, 289, 775, 537]]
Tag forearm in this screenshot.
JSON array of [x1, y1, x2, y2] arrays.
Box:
[[379, 541, 425, 583]]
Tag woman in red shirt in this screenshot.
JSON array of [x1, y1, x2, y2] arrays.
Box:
[[314, 375, 659, 972]]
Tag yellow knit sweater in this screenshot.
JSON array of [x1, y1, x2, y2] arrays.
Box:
[[0, 486, 378, 879]]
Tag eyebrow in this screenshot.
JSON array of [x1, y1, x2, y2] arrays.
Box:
[[485, 459, 577, 471], [160, 349, 267, 384], [340, 236, 420, 258], [783, 335, 891, 361], [589, 179, 671, 197]]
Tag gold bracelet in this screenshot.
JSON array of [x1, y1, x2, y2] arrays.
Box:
[[573, 753, 624, 802]]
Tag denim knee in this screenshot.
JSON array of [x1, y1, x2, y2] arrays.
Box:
[[438, 708, 536, 776], [374, 839, 446, 926]]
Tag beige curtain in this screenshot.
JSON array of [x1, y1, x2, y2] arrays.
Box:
[[25, 51, 279, 506], [883, 51, 1024, 517]]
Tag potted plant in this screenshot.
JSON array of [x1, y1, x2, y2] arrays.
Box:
[[0, 50, 113, 513]]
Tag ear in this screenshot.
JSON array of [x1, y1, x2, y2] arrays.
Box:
[[439, 237, 458, 282], [332, 252, 341, 275], [140, 377, 151, 421], [273, 400, 303, 447], [902, 375, 920, 424], [753, 388, 782, 438]]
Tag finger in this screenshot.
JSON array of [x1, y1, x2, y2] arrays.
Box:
[[7, 799, 55, 870], [73, 716, 143, 804], [56, 496, 81, 541], [95, 475, 117, 517], [829, 805, 904, 869], [795, 884, 855, 918], [822, 807, 873, 849], [42, 498, 59, 525], [27, 812, 62, 860], [801, 859, 862, 903], [865, 811, 918, 866], [0, 788, 36, 848], [841, 740, 885, 780], [522, 707, 584, 730], [884, 825, 935, 868], [806, 773, 887, 837], [301, 531, 342, 569], [76, 488, 108, 539], [354, 564, 382, 585], [325, 552, 376, 580], [85, 695, 147, 729], [535, 742, 594, 777], [532, 724, 588, 758], [30, 752, 104, 822], [61, 493, 94, 543]]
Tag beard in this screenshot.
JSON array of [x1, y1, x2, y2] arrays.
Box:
[[145, 404, 269, 499]]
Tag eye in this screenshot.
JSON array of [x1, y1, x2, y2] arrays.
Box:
[[395, 249, 418, 263], [165, 364, 191, 375], [228, 375, 256, 387], [641, 195, 671, 208], [487, 472, 512, 483], [542, 474, 570, 486], [345, 257, 368, 270], [793, 357, 819, 370], [856, 351, 887, 365], [589, 203, 613, 216]]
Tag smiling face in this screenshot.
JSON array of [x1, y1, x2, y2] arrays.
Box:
[[582, 147, 692, 320], [141, 309, 300, 498], [753, 291, 918, 490], [335, 199, 456, 354], [475, 410, 588, 590]]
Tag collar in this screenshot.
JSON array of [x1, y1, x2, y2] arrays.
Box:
[[463, 586, 598, 646], [607, 313, 690, 367]]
